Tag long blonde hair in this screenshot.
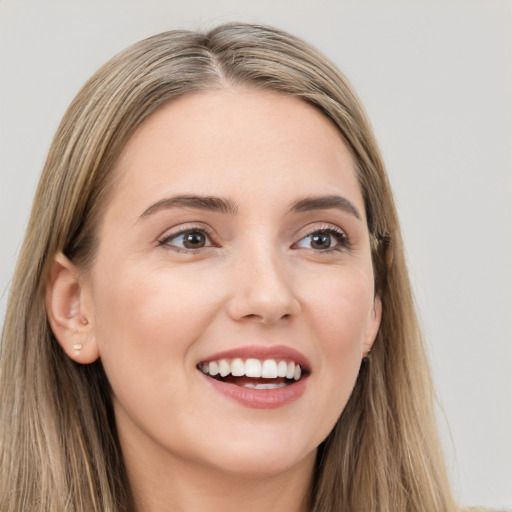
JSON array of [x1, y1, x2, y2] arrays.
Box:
[[0, 23, 457, 511]]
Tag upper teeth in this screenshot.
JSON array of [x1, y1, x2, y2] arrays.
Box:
[[200, 358, 302, 381]]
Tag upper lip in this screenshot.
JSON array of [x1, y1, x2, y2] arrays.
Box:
[[199, 344, 311, 372]]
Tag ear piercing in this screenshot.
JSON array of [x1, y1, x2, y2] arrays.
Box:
[[72, 343, 83, 351]]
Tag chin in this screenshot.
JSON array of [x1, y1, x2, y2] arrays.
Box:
[[207, 447, 316, 480], [189, 427, 319, 479]]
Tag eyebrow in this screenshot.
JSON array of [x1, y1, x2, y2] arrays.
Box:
[[290, 195, 362, 220], [139, 194, 239, 219], [139, 193, 361, 221]]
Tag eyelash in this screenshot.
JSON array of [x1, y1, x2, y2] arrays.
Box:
[[157, 224, 350, 253]]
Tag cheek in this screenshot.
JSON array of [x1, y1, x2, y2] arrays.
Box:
[[305, 266, 374, 350], [302, 268, 374, 418], [87, 261, 227, 453], [89, 261, 221, 393]]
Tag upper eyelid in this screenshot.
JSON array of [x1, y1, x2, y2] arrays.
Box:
[[295, 222, 347, 239], [158, 222, 213, 237]]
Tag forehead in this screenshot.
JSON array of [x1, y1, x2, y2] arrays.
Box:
[[109, 88, 363, 218]]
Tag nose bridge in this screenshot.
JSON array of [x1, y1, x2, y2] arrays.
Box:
[[227, 233, 300, 323]]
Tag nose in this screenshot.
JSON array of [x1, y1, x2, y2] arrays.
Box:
[[226, 246, 301, 324]]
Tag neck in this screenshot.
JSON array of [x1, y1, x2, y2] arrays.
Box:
[[123, 437, 315, 512]]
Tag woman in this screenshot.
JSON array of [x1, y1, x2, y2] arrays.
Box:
[[0, 23, 458, 511]]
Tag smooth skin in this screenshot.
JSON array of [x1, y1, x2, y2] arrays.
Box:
[[47, 88, 381, 512]]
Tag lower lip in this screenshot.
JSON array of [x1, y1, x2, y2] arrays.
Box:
[[201, 372, 308, 409]]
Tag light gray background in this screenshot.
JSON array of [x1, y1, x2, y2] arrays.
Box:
[[1, 0, 510, 508]]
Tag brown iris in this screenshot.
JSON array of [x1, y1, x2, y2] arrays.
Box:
[[183, 231, 207, 249], [310, 232, 332, 250]]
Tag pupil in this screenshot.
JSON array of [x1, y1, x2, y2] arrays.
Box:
[[311, 233, 331, 249], [184, 232, 205, 248]]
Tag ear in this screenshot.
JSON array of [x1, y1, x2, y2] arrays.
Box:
[[46, 252, 99, 364], [363, 295, 382, 358]]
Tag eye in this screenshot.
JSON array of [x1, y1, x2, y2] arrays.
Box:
[[158, 229, 214, 251], [295, 228, 348, 252]]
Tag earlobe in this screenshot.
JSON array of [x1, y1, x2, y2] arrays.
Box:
[[46, 253, 99, 364], [363, 295, 382, 358]]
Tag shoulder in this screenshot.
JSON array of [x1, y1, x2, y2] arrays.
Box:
[[463, 507, 511, 512]]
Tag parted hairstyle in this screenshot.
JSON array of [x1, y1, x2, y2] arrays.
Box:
[[0, 23, 457, 511]]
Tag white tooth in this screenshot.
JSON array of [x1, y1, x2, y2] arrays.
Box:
[[242, 382, 289, 390], [277, 360, 288, 378], [200, 363, 209, 374], [231, 358, 245, 376], [208, 361, 219, 376], [261, 359, 278, 378], [245, 358, 262, 378], [293, 365, 302, 381], [286, 361, 295, 379], [219, 359, 230, 377], [254, 383, 288, 390]]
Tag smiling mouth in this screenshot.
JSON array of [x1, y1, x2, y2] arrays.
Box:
[[197, 358, 306, 389]]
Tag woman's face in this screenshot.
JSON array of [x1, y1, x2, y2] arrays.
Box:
[[81, 89, 381, 477]]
